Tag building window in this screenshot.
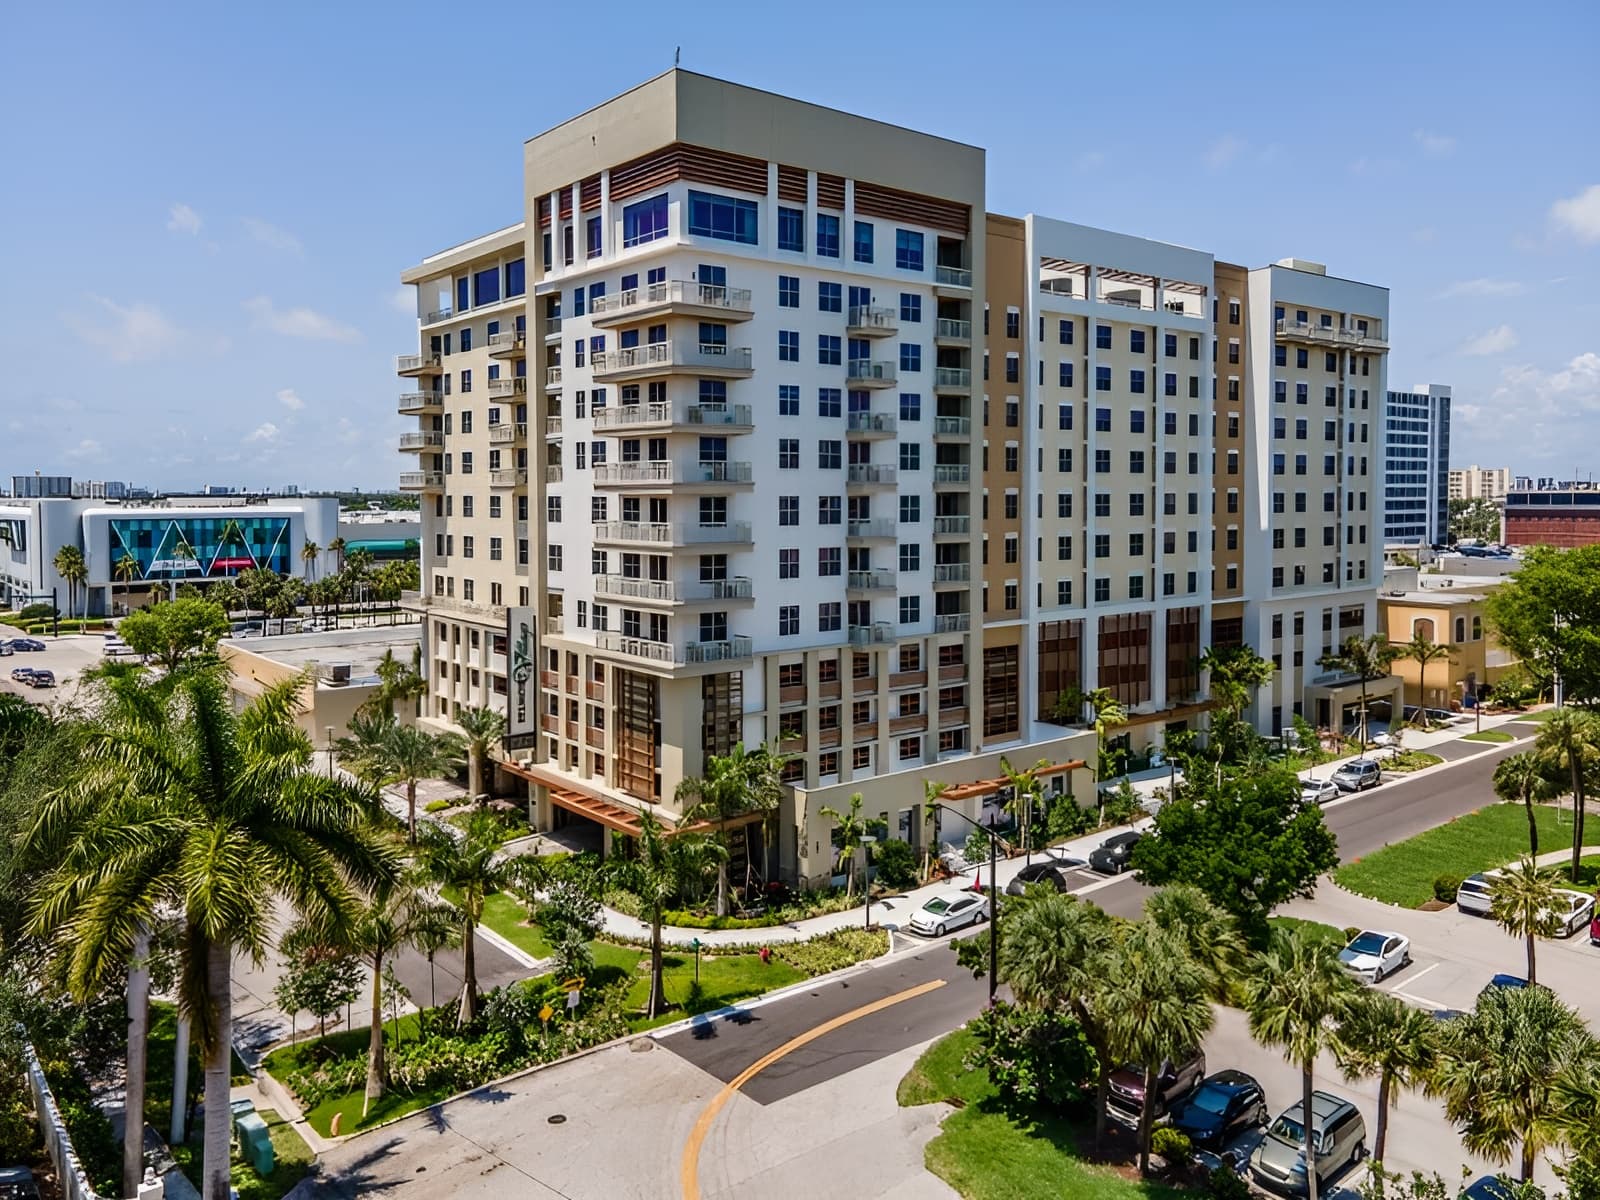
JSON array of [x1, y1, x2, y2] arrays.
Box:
[[899, 596, 920, 623], [818, 335, 841, 365], [853, 220, 874, 263], [819, 602, 841, 632], [900, 293, 922, 322], [779, 330, 799, 361], [778, 206, 805, 253], [779, 495, 798, 526], [1095, 366, 1112, 392], [779, 384, 800, 416], [622, 194, 669, 247], [1059, 320, 1074, 345], [818, 388, 842, 418], [818, 281, 842, 313], [817, 213, 840, 258], [688, 191, 758, 244], [586, 215, 602, 259], [895, 229, 924, 271], [779, 438, 799, 469], [819, 547, 841, 576], [901, 344, 921, 372], [779, 605, 799, 636], [778, 275, 799, 308]]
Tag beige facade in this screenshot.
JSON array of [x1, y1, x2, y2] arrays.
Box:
[[1449, 465, 1510, 502]]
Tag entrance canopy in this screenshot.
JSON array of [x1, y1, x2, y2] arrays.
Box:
[[499, 759, 764, 838], [938, 759, 1087, 802]]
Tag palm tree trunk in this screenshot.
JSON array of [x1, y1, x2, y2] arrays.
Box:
[[1137, 1064, 1156, 1175], [1571, 758, 1586, 882], [201, 939, 233, 1200], [1521, 1138, 1535, 1182], [468, 749, 482, 807], [457, 922, 479, 1026], [1092, 1070, 1109, 1155], [1359, 679, 1369, 746], [1526, 932, 1536, 987], [407, 780, 417, 843], [1525, 791, 1540, 859], [1302, 1066, 1319, 1200], [124, 928, 151, 1198], [364, 952, 387, 1116], [715, 857, 729, 918], [648, 909, 666, 1018], [1375, 1069, 1390, 1165]]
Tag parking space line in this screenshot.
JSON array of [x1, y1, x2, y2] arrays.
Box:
[[1390, 961, 1439, 992]]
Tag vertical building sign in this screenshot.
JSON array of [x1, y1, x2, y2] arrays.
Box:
[[505, 606, 538, 749]]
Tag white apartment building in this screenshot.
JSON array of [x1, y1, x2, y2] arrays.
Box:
[[1450, 464, 1511, 502], [1383, 384, 1451, 547]]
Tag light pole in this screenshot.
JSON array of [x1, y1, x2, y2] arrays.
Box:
[[861, 835, 877, 929], [326, 725, 336, 778], [931, 802, 1001, 1004]]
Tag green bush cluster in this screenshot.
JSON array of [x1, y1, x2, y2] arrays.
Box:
[[772, 928, 888, 975], [1150, 1124, 1192, 1161], [871, 838, 917, 889], [1433, 874, 1462, 902], [602, 887, 644, 918], [963, 1001, 1097, 1112], [661, 909, 778, 930]]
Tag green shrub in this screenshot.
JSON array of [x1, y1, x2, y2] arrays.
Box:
[[1150, 1125, 1192, 1161], [773, 928, 888, 975], [602, 888, 643, 918], [1206, 1163, 1254, 1200], [963, 1001, 1097, 1112], [1343, 926, 1362, 943], [772, 888, 859, 922], [872, 838, 917, 889], [424, 799, 452, 813], [1432, 874, 1462, 902], [1045, 796, 1093, 841], [1100, 779, 1144, 826], [660, 909, 777, 930], [962, 827, 994, 867], [18, 603, 55, 621]]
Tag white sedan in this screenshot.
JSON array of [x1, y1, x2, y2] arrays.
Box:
[[1300, 777, 1339, 805], [908, 890, 990, 938], [1551, 890, 1597, 938], [1339, 929, 1411, 983]]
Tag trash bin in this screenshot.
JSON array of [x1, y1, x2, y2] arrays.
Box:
[[233, 1112, 274, 1177]]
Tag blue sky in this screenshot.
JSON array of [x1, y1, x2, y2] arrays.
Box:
[[2, 1, 1595, 491]]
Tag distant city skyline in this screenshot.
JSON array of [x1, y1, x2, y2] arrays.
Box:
[[1, 1, 1594, 489]]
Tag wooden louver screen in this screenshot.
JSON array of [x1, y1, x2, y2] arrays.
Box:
[[579, 175, 602, 211], [853, 181, 970, 234], [608, 142, 770, 203], [816, 173, 846, 210], [536, 195, 551, 230], [558, 187, 574, 221], [777, 165, 808, 203]]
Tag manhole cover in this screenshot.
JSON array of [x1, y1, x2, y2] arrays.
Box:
[[548, 1114, 567, 1125]]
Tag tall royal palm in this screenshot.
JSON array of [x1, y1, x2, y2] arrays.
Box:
[[1488, 856, 1560, 985], [1316, 634, 1401, 746], [1400, 632, 1454, 721], [818, 792, 868, 900], [1242, 927, 1360, 1200], [1198, 644, 1276, 722], [336, 714, 462, 842], [53, 544, 88, 620], [24, 668, 396, 1200], [1334, 990, 1438, 1167], [113, 553, 142, 616], [618, 808, 722, 1018], [1534, 707, 1600, 880], [675, 742, 785, 916], [416, 812, 517, 1026], [454, 705, 507, 807], [1492, 752, 1558, 859], [300, 539, 320, 581]]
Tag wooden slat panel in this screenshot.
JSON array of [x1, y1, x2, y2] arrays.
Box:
[[777, 165, 808, 203], [817, 173, 845, 209], [536, 195, 551, 230], [558, 187, 573, 220], [609, 143, 772, 203], [853, 181, 970, 234], [580, 175, 602, 212]]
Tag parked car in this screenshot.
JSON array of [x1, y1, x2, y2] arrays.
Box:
[[8, 638, 45, 652], [1338, 929, 1411, 983], [1460, 1177, 1515, 1200], [1005, 861, 1071, 896], [0, 1166, 40, 1200], [1169, 1069, 1267, 1150], [1478, 973, 1531, 1003], [0, 642, 11, 657], [26, 669, 55, 688], [1456, 871, 1498, 917], [1087, 830, 1142, 874], [1550, 889, 1596, 938], [907, 890, 989, 937], [1250, 1090, 1367, 1194], [9, 668, 35, 684], [1330, 760, 1382, 792], [1107, 1048, 1205, 1121], [1299, 777, 1339, 806]]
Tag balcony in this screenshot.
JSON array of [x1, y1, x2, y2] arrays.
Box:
[[589, 279, 755, 328], [595, 632, 678, 665], [1275, 318, 1388, 351], [544, 615, 562, 636], [846, 305, 897, 338], [585, 725, 605, 749], [545, 417, 562, 438], [398, 471, 444, 492], [933, 464, 971, 486], [845, 360, 896, 389], [489, 422, 528, 445], [398, 431, 443, 453], [933, 563, 971, 584], [686, 636, 753, 665], [593, 462, 672, 487], [546, 366, 564, 391], [592, 403, 753, 432], [594, 575, 755, 605], [396, 352, 441, 377], [488, 377, 528, 398], [847, 519, 896, 541], [398, 390, 444, 414], [933, 415, 971, 438], [514, 520, 529, 541], [592, 520, 752, 547], [935, 613, 971, 633], [848, 622, 895, 647], [846, 412, 897, 439], [488, 331, 527, 360], [934, 265, 973, 290], [847, 569, 896, 593], [934, 367, 972, 394], [544, 316, 563, 340], [934, 515, 971, 537], [591, 341, 753, 382], [425, 307, 453, 325], [545, 464, 564, 484], [490, 468, 528, 488], [846, 464, 897, 488], [938, 707, 969, 728], [934, 318, 972, 344]]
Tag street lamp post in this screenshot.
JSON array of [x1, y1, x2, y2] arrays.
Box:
[[930, 802, 1001, 1004], [861, 835, 877, 929], [326, 725, 336, 778]]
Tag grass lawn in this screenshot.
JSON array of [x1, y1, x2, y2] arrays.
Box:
[[171, 1108, 313, 1200], [1385, 751, 1445, 774], [1334, 802, 1575, 907], [582, 939, 806, 1031], [1269, 915, 1347, 948], [1463, 729, 1515, 743], [1511, 708, 1560, 723], [261, 1012, 438, 1137], [900, 1028, 1186, 1200], [477, 890, 555, 959]]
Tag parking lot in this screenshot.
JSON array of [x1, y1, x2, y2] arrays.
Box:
[[0, 630, 107, 704]]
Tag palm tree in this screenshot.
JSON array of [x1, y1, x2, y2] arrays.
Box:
[[1550, 1035, 1600, 1170], [366, 646, 426, 720], [53, 544, 87, 621], [300, 539, 320, 581], [1242, 926, 1361, 1200], [818, 792, 869, 900], [1430, 980, 1591, 1181], [675, 742, 785, 916], [1493, 752, 1559, 859], [1399, 632, 1454, 722], [1142, 885, 1246, 1002], [113, 553, 141, 616], [1488, 857, 1561, 985], [266, 587, 299, 636], [1199, 644, 1276, 722], [622, 808, 723, 1018], [335, 714, 462, 841], [1100, 921, 1214, 1175], [1534, 708, 1600, 881], [998, 756, 1051, 860], [327, 535, 348, 576], [1087, 686, 1128, 780], [1334, 990, 1439, 1168], [416, 812, 519, 1026], [1317, 634, 1401, 746], [455, 706, 507, 807], [24, 667, 395, 1200], [921, 780, 948, 882]]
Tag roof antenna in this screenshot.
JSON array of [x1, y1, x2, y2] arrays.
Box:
[[675, 46, 680, 67]]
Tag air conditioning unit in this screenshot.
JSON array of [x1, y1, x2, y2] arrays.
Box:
[[327, 663, 352, 685]]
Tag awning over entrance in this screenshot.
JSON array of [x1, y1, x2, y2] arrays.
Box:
[[498, 759, 766, 839], [938, 759, 1088, 802]]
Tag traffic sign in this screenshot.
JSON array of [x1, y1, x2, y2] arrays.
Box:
[[539, 1004, 554, 1023], [560, 977, 585, 992]]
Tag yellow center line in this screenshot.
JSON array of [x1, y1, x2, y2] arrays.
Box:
[[679, 977, 948, 1200]]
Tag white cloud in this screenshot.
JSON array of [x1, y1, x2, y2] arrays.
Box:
[[388, 286, 416, 315], [68, 296, 188, 362], [1203, 134, 1244, 171], [244, 296, 361, 343], [1413, 129, 1455, 157], [1460, 325, 1519, 356], [1550, 184, 1600, 244], [166, 203, 202, 235], [276, 388, 304, 411], [1437, 278, 1525, 299], [245, 422, 279, 444], [64, 438, 106, 462], [243, 217, 303, 255]]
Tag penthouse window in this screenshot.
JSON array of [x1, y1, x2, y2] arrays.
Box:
[[778, 206, 805, 253], [623, 194, 669, 248], [688, 191, 758, 245], [895, 229, 924, 271]]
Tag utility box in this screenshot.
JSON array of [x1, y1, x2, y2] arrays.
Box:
[[234, 1112, 274, 1177]]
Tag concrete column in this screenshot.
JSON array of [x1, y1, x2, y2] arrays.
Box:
[[547, 191, 562, 280], [805, 171, 818, 267], [598, 170, 611, 259]]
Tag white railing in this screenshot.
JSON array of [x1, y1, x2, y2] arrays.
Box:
[[23, 1037, 106, 1200], [399, 471, 444, 490], [590, 279, 753, 317], [396, 352, 440, 373], [592, 341, 753, 375], [935, 318, 972, 339], [935, 613, 971, 632], [489, 423, 516, 444], [686, 636, 753, 664], [847, 463, 897, 485], [546, 366, 563, 388], [934, 415, 971, 436], [847, 412, 897, 434], [545, 464, 563, 484], [1039, 277, 1076, 298], [847, 519, 896, 538], [398, 390, 444, 412], [934, 367, 972, 389], [690, 460, 753, 483], [544, 316, 563, 337], [933, 563, 971, 582], [1275, 318, 1388, 348], [847, 569, 896, 591], [933, 464, 971, 484], [545, 417, 562, 437], [594, 402, 671, 429], [595, 632, 677, 663], [596, 576, 678, 602], [847, 305, 897, 332], [847, 622, 895, 646], [593, 462, 673, 484], [490, 468, 528, 487], [489, 330, 526, 353], [399, 431, 443, 451], [592, 521, 752, 544], [687, 403, 753, 426], [846, 359, 896, 386], [425, 307, 453, 324], [488, 377, 527, 397], [935, 266, 972, 287], [934, 516, 971, 535]]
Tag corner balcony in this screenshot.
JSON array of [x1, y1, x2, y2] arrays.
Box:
[[593, 632, 754, 669], [845, 360, 896, 390], [933, 562, 971, 585], [398, 471, 444, 492], [488, 377, 528, 398], [933, 415, 971, 439], [398, 390, 444, 414], [489, 422, 528, 445], [933, 515, 971, 538], [544, 417, 563, 438], [591, 461, 752, 489], [490, 468, 528, 489], [934, 613, 971, 633], [933, 367, 971, 395], [589, 279, 755, 328], [592, 402, 753, 433], [396, 352, 441, 377], [686, 636, 753, 665], [592, 520, 753, 547], [846, 569, 896, 594], [846, 306, 898, 338], [591, 341, 753, 383], [544, 464, 564, 484], [846, 412, 897, 439], [399, 431, 444, 453], [1275, 318, 1388, 351], [846, 464, 897, 489], [593, 575, 755, 606], [546, 366, 563, 392], [934, 318, 972, 345], [847, 519, 896, 542], [847, 622, 895, 647], [934, 266, 973, 292], [932, 464, 971, 488], [488, 331, 527, 360], [544, 316, 563, 341]]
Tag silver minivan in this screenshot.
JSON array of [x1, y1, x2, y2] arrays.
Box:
[[1250, 1090, 1366, 1195]]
